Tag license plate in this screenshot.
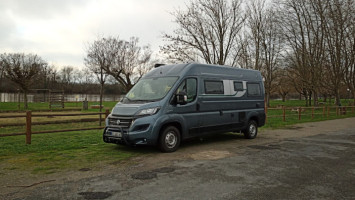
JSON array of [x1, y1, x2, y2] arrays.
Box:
[[109, 131, 122, 138]]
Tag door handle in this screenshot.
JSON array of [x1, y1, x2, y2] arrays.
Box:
[[256, 103, 261, 108]]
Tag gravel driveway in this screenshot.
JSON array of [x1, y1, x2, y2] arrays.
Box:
[[2, 117, 355, 200]]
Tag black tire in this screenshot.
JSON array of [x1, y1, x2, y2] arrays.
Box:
[[243, 120, 258, 139], [159, 126, 181, 153]]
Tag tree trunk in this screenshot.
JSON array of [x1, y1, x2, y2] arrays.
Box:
[[282, 94, 286, 102], [266, 92, 270, 107], [335, 89, 341, 106], [313, 91, 318, 106], [99, 82, 104, 126], [24, 90, 28, 110]]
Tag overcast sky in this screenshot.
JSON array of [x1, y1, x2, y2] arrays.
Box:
[[0, 0, 188, 69]]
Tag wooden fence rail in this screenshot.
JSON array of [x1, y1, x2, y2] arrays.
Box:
[[266, 106, 355, 122], [0, 109, 110, 144], [2, 106, 355, 144]]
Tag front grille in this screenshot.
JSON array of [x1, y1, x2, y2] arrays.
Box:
[[108, 116, 133, 128]]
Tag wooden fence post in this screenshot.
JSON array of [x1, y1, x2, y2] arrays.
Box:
[[312, 107, 314, 119], [298, 107, 301, 120], [265, 102, 268, 124], [26, 111, 32, 144], [327, 106, 330, 118], [323, 106, 325, 117], [283, 106, 286, 122]]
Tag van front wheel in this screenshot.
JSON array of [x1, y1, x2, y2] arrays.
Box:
[[243, 120, 258, 139], [159, 126, 181, 153]]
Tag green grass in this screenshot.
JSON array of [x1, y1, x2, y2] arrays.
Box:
[[0, 121, 103, 135], [264, 105, 355, 129], [0, 130, 144, 174]]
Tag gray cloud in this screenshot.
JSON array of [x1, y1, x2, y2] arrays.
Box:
[[0, 0, 86, 19], [0, 0, 188, 68]]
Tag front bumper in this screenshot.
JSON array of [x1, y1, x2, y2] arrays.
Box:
[[103, 115, 157, 146]]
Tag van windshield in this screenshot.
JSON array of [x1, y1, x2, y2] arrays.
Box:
[[123, 77, 178, 103]]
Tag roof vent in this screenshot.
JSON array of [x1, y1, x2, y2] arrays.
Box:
[[154, 64, 165, 68]]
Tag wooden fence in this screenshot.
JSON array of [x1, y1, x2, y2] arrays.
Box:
[[0, 110, 110, 144], [1, 106, 355, 144], [265, 105, 355, 123]]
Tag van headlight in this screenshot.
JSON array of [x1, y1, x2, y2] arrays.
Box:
[[136, 107, 160, 116]]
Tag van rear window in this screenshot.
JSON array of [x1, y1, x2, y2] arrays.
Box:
[[234, 82, 243, 91], [247, 83, 261, 96], [205, 81, 224, 94]]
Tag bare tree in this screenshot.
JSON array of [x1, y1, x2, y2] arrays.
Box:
[[276, 0, 327, 106], [235, 34, 253, 69], [320, 0, 355, 105], [275, 67, 293, 102], [59, 66, 75, 93], [246, 0, 284, 106], [0, 53, 46, 109], [0, 59, 5, 93], [84, 37, 114, 112], [343, 8, 355, 104], [161, 0, 246, 66], [246, 0, 266, 71], [103, 37, 152, 92]]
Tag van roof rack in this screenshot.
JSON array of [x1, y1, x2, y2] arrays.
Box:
[[154, 64, 165, 68]]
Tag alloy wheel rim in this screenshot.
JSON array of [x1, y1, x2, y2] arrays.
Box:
[[249, 124, 256, 137], [165, 131, 177, 148]]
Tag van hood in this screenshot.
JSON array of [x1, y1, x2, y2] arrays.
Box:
[[111, 101, 161, 116]]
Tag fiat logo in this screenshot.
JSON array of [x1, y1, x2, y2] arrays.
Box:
[[116, 119, 121, 125]]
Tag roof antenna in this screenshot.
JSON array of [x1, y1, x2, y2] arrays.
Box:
[[154, 64, 165, 68]]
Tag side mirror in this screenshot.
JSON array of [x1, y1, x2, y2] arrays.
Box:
[[176, 92, 187, 105]]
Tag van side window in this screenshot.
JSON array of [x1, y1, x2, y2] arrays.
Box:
[[247, 83, 261, 96], [205, 80, 224, 94], [234, 82, 243, 91], [176, 78, 197, 103]]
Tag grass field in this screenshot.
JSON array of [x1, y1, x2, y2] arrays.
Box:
[[0, 130, 143, 174], [0, 99, 354, 175]]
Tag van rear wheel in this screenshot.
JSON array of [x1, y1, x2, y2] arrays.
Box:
[[159, 126, 181, 153], [243, 120, 258, 139]]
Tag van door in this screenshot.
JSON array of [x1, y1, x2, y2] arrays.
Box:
[[198, 79, 233, 134], [168, 77, 200, 136]]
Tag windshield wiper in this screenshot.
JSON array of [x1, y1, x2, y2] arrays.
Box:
[[133, 99, 157, 103], [122, 97, 132, 102]]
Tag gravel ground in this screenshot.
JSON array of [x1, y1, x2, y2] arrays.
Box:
[[1, 117, 355, 200]]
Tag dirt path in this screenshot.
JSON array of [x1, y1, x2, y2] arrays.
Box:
[[1, 117, 355, 199]]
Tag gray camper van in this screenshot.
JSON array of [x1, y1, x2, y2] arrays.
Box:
[[103, 63, 265, 152]]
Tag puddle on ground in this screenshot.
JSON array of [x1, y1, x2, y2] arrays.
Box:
[[190, 150, 231, 160], [131, 167, 176, 180], [284, 126, 303, 130], [78, 192, 112, 200], [248, 144, 281, 150], [79, 168, 91, 172]]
